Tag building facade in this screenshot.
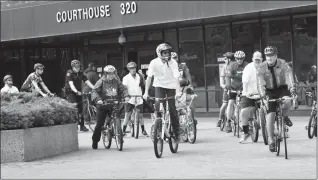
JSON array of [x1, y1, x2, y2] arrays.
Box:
[[1, 1, 317, 111]]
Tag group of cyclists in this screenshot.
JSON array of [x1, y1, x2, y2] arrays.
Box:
[[218, 46, 299, 152], [1, 42, 315, 154]]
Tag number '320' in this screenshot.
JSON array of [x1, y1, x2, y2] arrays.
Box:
[[120, 2, 137, 15]]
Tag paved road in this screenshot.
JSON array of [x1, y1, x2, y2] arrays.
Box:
[[1, 117, 316, 179]]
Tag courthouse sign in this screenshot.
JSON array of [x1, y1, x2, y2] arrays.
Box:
[[56, 2, 137, 23]]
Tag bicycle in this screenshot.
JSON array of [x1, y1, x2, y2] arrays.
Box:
[[220, 89, 228, 132], [149, 96, 179, 158], [125, 95, 143, 139], [177, 93, 197, 144], [227, 90, 243, 138], [101, 99, 126, 151], [82, 92, 97, 132], [245, 94, 263, 143], [305, 91, 317, 139], [267, 96, 297, 159], [259, 98, 269, 145]]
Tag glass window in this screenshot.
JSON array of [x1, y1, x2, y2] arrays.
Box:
[[293, 14, 317, 84], [262, 17, 292, 62], [147, 31, 163, 41], [205, 24, 231, 65], [179, 26, 206, 108], [164, 29, 178, 51], [127, 32, 146, 42], [232, 21, 261, 62]]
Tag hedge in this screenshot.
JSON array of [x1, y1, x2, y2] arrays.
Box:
[[1, 92, 78, 130]]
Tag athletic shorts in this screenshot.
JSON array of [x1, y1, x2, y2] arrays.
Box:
[[266, 85, 291, 113]]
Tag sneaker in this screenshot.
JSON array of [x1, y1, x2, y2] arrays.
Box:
[[239, 133, 251, 143], [80, 126, 89, 132], [142, 130, 149, 137], [92, 141, 98, 149], [269, 142, 276, 152], [217, 120, 222, 127], [284, 116, 293, 127], [226, 124, 232, 133]]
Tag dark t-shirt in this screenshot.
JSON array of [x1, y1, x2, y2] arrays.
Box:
[[64, 69, 87, 92]]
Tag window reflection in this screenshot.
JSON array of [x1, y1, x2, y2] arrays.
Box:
[[293, 14, 317, 83], [262, 17, 292, 61], [164, 29, 178, 51], [232, 21, 261, 62]]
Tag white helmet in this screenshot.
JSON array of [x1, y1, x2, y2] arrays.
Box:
[[104, 65, 116, 73], [156, 43, 172, 61], [234, 51, 245, 59]]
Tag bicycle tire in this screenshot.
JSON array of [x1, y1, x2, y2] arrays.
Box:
[[168, 130, 179, 154], [260, 108, 268, 145], [134, 110, 140, 139], [315, 116, 317, 137], [220, 115, 226, 131], [283, 123, 288, 159], [88, 105, 96, 132], [232, 118, 237, 137], [114, 120, 123, 151], [180, 116, 188, 142], [187, 115, 197, 144], [102, 127, 112, 149], [153, 119, 163, 158], [276, 118, 281, 156], [308, 114, 316, 139], [251, 110, 259, 143], [150, 124, 155, 142]]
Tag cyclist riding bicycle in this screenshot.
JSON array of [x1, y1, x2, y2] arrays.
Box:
[[217, 52, 234, 127], [239, 51, 263, 143], [143, 43, 182, 142], [171, 52, 197, 125], [257, 46, 296, 152], [91, 65, 129, 149], [225, 50, 249, 133], [122, 61, 149, 137], [64, 60, 95, 132], [21, 63, 53, 97], [1, 75, 19, 95]]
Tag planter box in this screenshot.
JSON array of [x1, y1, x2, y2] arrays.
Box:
[[1, 123, 78, 163]]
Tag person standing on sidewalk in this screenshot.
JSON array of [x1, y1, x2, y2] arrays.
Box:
[[64, 60, 95, 132], [1, 75, 19, 95]]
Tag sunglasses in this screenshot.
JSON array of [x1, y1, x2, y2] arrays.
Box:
[[235, 58, 244, 61]]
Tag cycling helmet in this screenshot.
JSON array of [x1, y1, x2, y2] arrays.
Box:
[[234, 51, 245, 59], [264, 46, 278, 55], [156, 43, 172, 60], [34, 63, 44, 70], [71, 60, 81, 67], [171, 52, 178, 60], [311, 65, 316, 69], [3, 75, 12, 83], [104, 65, 116, 73], [223, 52, 234, 58], [127, 62, 137, 69]]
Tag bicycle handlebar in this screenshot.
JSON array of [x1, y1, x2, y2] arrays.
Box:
[[267, 97, 295, 102], [148, 96, 175, 100], [97, 99, 126, 105]]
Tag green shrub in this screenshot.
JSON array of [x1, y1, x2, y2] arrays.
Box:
[[0, 92, 78, 130]]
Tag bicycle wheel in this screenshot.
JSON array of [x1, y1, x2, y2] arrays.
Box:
[[308, 114, 316, 139], [187, 115, 197, 144], [153, 119, 164, 158], [150, 124, 155, 142], [179, 115, 188, 142], [220, 115, 226, 131], [102, 127, 112, 149], [315, 117, 317, 137], [283, 124, 288, 159], [87, 105, 97, 132], [251, 110, 259, 143], [134, 110, 140, 139], [276, 118, 281, 156], [260, 108, 268, 145], [232, 118, 237, 137], [168, 127, 179, 154], [114, 120, 123, 151]]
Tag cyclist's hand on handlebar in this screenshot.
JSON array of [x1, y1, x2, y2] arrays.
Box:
[[76, 91, 82, 96], [143, 93, 148, 100], [175, 92, 182, 99], [97, 100, 103, 104]]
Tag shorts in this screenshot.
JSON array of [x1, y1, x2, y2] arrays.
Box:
[[125, 103, 143, 113], [240, 96, 260, 109], [266, 85, 291, 113], [222, 90, 229, 103], [228, 92, 238, 100]]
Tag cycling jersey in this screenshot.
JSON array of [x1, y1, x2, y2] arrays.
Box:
[[64, 69, 87, 93], [225, 61, 248, 90], [21, 72, 43, 92], [220, 61, 233, 88], [91, 75, 129, 102], [257, 58, 295, 96]]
